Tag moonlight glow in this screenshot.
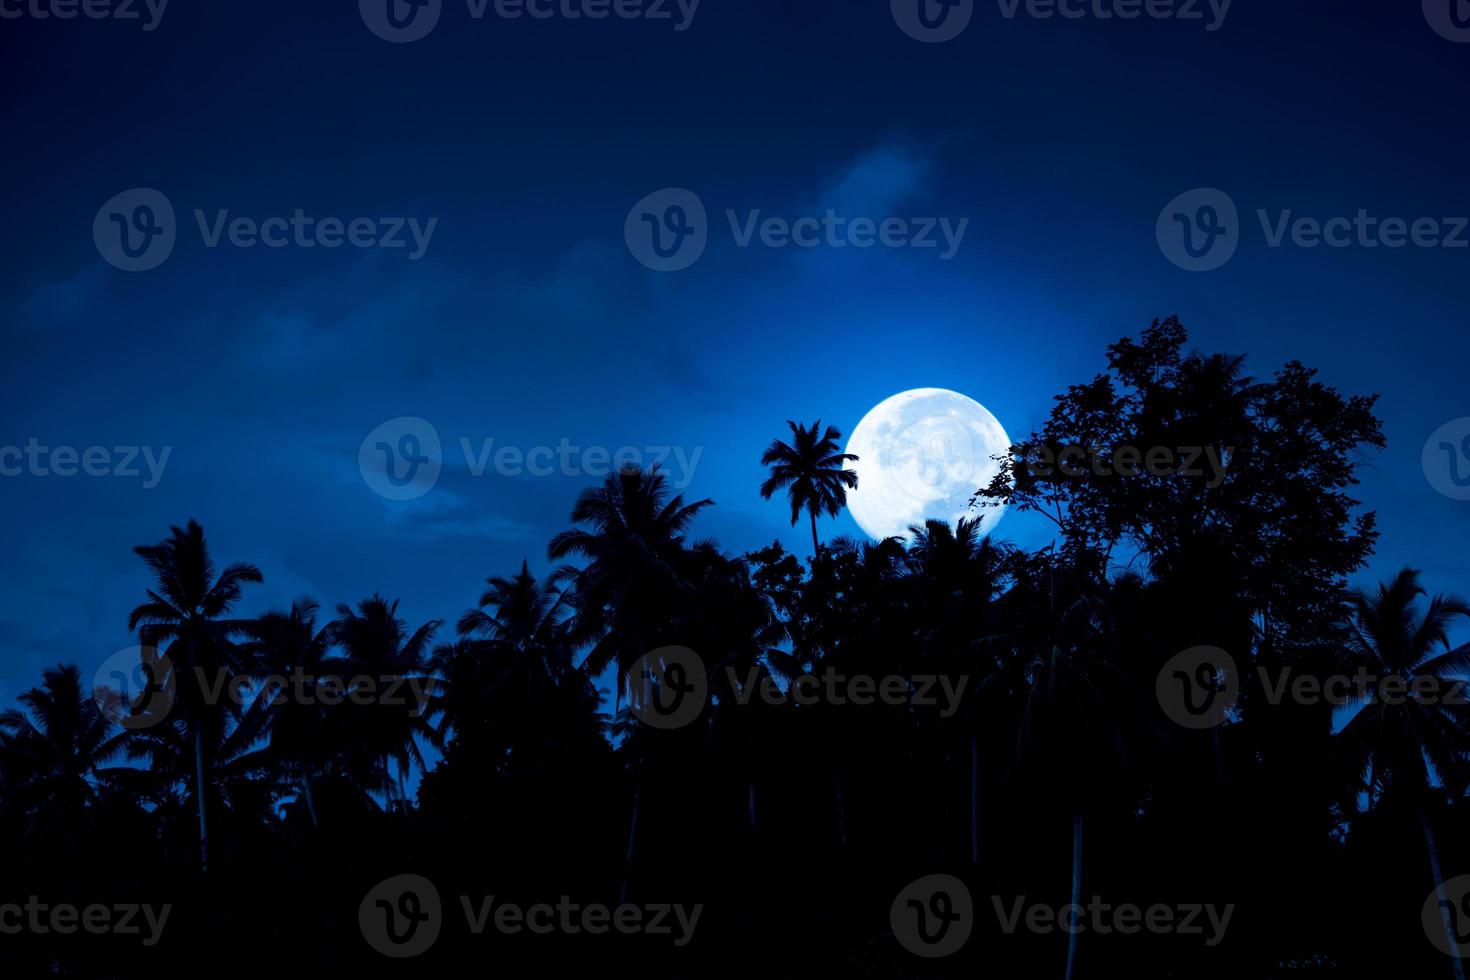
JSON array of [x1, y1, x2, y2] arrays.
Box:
[[844, 388, 1010, 542]]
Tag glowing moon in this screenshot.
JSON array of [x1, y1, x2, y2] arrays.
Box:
[[845, 388, 1010, 542]]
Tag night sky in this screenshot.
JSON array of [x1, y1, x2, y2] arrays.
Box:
[[1, 0, 1467, 709]]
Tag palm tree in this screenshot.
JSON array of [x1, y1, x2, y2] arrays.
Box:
[[760, 420, 859, 555], [905, 516, 1011, 866], [1337, 569, 1470, 980], [0, 665, 129, 844], [431, 560, 581, 754], [328, 595, 440, 814], [549, 466, 712, 690], [128, 519, 263, 873], [237, 598, 338, 829], [550, 467, 712, 904], [989, 558, 1138, 980]]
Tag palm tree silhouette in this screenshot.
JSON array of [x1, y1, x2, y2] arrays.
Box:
[[237, 598, 339, 829], [0, 665, 129, 845], [128, 519, 263, 873], [431, 559, 581, 753], [1338, 569, 1470, 980], [328, 595, 440, 815], [549, 466, 712, 691], [905, 516, 1012, 865], [760, 420, 858, 555]]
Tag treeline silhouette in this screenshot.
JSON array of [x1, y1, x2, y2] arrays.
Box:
[[2, 318, 1466, 978]]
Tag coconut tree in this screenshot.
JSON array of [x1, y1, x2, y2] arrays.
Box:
[[904, 516, 1012, 866], [327, 595, 440, 814], [1337, 569, 1470, 980], [431, 559, 581, 754], [0, 665, 131, 845], [760, 420, 859, 556], [549, 465, 712, 690], [237, 598, 339, 829], [128, 519, 263, 873], [986, 557, 1139, 980]]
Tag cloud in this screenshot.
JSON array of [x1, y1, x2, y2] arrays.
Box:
[[21, 264, 107, 327]]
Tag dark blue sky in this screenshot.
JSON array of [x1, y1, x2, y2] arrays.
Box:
[[1, 0, 1467, 705]]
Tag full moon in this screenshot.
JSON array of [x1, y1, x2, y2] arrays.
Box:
[[844, 388, 1011, 542]]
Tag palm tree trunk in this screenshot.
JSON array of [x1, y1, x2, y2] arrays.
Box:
[[1064, 811, 1083, 980], [194, 726, 209, 874], [970, 734, 980, 866], [809, 512, 820, 556], [1422, 810, 1467, 980], [300, 774, 319, 830], [619, 786, 641, 904], [833, 768, 848, 849]]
